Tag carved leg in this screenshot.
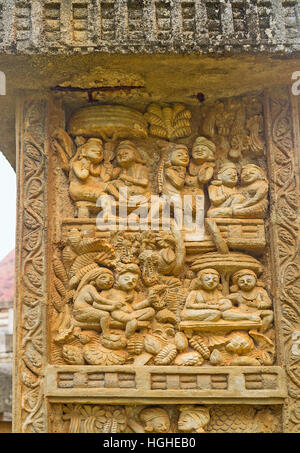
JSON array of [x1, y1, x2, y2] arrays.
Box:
[[125, 319, 138, 338], [222, 310, 261, 322], [259, 310, 274, 333]]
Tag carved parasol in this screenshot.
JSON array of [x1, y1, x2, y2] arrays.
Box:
[[68, 105, 148, 141]]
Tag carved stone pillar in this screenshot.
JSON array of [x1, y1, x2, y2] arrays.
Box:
[[264, 88, 300, 432], [14, 87, 300, 433]]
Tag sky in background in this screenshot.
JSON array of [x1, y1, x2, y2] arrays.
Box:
[[0, 152, 16, 261]]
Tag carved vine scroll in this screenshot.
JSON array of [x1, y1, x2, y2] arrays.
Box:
[[13, 96, 48, 433], [265, 89, 300, 432]]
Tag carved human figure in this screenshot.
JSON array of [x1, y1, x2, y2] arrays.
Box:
[[69, 138, 116, 217], [207, 162, 245, 218], [185, 136, 216, 196], [224, 269, 273, 332], [105, 140, 150, 214], [100, 264, 155, 338], [127, 407, 171, 433], [72, 267, 121, 339], [161, 143, 189, 198], [232, 164, 269, 219], [139, 228, 185, 285], [154, 143, 189, 226], [181, 269, 232, 322], [178, 406, 210, 433]]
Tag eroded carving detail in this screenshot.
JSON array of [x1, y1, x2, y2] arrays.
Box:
[[51, 404, 280, 433]]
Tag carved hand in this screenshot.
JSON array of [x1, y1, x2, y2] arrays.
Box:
[[219, 298, 232, 311]]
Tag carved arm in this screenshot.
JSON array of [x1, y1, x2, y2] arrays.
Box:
[[208, 183, 227, 206], [72, 159, 90, 180]]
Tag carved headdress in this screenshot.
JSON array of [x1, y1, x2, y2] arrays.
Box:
[[192, 136, 216, 161], [197, 268, 220, 279], [192, 268, 222, 290], [75, 266, 114, 296], [230, 268, 264, 292], [116, 140, 145, 164], [139, 407, 170, 432], [216, 162, 237, 178], [71, 137, 104, 162], [179, 406, 210, 433], [116, 263, 141, 277], [241, 164, 268, 183]]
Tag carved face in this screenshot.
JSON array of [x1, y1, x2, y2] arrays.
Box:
[[241, 166, 260, 184], [95, 272, 114, 290], [220, 167, 238, 187], [178, 411, 198, 432], [118, 271, 139, 291], [170, 148, 189, 167], [116, 146, 135, 166], [192, 144, 212, 163], [145, 416, 170, 433], [85, 142, 103, 163], [237, 274, 257, 291], [200, 272, 219, 291]]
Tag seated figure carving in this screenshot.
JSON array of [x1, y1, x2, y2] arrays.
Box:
[[73, 267, 121, 340], [224, 269, 273, 332], [99, 264, 155, 338], [180, 269, 232, 322], [69, 138, 117, 217], [232, 164, 268, 219], [207, 162, 245, 218]]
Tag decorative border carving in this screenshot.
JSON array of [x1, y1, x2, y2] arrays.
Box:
[[0, 0, 299, 54], [13, 95, 48, 432], [265, 88, 300, 432]]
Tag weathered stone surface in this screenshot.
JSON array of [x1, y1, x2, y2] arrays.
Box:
[[0, 0, 299, 55], [8, 0, 300, 435], [12, 86, 297, 433]]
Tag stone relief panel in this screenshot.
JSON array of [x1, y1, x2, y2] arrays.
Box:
[[17, 89, 299, 433], [14, 69, 300, 438], [48, 94, 275, 371], [50, 404, 281, 433]]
